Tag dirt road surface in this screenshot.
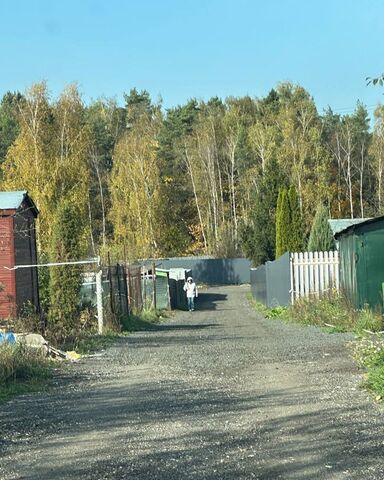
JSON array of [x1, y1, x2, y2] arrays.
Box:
[[1, 285, 384, 479]]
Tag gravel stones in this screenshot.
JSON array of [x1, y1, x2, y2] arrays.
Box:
[[1, 285, 383, 479]]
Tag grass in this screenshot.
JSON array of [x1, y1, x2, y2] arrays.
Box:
[[76, 308, 165, 354], [0, 342, 53, 404], [247, 294, 289, 320], [352, 335, 384, 400], [0, 307, 166, 403], [248, 291, 384, 401], [249, 292, 383, 335], [75, 332, 121, 355], [121, 308, 164, 332]]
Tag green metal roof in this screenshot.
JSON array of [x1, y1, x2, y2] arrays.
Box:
[[329, 218, 369, 238], [334, 216, 384, 239], [0, 191, 38, 217]]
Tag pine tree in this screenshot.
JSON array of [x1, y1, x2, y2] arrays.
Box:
[[240, 157, 286, 265], [275, 189, 283, 258], [307, 204, 335, 252], [275, 188, 290, 257], [287, 185, 305, 252], [48, 199, 84, 343]]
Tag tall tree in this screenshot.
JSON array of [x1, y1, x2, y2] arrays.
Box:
[[0, 91, 23, 166], [287, 185, 305, 252], [370, 105, 384, 213], [240, 157, 286, 265], [275, 188, 290, 257], [307, 204, 335, 252], [110, 110, 162, 258], [48, 199, 84, 343]]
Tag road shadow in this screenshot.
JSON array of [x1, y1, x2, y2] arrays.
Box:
[[196, 292, 227, 311], [2, 381, 384, 479]]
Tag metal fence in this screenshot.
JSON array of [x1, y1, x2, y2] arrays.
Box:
[[250, 252, 290, 308], [144, 257, 251, 285], [250, 251, 340, 308], [80, 263, 171, 322]]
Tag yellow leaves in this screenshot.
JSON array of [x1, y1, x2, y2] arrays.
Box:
[[0, 82, 90, 254], [109, 115, 162, 258]]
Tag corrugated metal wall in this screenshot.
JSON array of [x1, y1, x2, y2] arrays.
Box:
[[338, 233, 357, 307], [250, 252, 290, 308], [145, 257, 251, 285], [266, 252, 291, 307], [338, 218, 384, 311], [250, 265, 267, 305]]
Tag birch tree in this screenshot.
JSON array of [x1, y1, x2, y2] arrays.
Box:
[[370, 105, 384, 213]]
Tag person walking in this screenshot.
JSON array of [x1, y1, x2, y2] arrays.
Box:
[[183, 276, 198, 311]]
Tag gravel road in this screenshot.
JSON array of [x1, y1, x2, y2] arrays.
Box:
[[1, 285, 384, 479]]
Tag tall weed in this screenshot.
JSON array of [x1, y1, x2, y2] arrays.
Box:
[[0, 342, 52, 403]]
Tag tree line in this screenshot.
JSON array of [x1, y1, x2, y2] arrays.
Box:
[[0, 81, 382, 269]]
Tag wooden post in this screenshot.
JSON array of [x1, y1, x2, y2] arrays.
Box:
[[289, 254, 294, 305], [152, 262, 157, 310], [107, 251, 114, 314], [96, 270, 104, 334]]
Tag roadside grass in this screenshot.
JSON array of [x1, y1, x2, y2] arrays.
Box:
[[75, 309, 166, 354], [352, 335, 384, 400], [248, 292, 383, 334], [248, 291, 384, 400], [121, 308, 164, 332], [0, 307, 166, 403], [0, 342, 53, 404], [75, 332, 121, 355]]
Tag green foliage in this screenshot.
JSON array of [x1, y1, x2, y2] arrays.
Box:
[[247, 294, 288, 319], [241, 157, 287, 265], [0, 81, 381, 268], [0, 91, 23, 165], [276, 185, 305, 257], [353, 335, 384, 399], [287, 185, 305, 252], [275, 188, 290, 257], [364, 365, 384, 399], [307, 204, 335, 252], [48, 199, 84, 344]]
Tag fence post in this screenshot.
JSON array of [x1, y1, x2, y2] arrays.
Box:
[[152, 262, 157, 310], [96, 269, 104, 334], [107, 252, 114, 314], [290, 254, 294, 304]]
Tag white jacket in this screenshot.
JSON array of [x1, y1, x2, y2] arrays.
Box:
[[183, 281, 198, 298]]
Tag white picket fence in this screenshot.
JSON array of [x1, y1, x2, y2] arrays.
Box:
[[290, 251, 339, 302]]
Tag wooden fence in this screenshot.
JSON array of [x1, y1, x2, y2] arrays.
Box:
[[290, 251, 339, 302]]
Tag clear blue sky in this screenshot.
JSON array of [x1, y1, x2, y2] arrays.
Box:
[[2, 0, 384, 115]]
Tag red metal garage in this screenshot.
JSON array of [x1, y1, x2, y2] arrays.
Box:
[[0, 191, 39, 318]]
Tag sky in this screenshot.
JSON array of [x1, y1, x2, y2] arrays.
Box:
[[1, 0, 384, 116]]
